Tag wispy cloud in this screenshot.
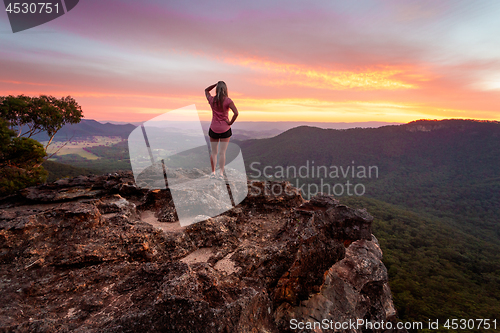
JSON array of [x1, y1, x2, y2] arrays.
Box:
[[226, 57, 424, 90]]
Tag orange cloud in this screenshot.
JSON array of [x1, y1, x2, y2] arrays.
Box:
[[225, 57, 423, 90]]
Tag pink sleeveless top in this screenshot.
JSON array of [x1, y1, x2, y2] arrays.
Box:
[[208, 95, 233, 133]]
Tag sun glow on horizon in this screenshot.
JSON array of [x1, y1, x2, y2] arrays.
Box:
[[1, 82, 498, 124]]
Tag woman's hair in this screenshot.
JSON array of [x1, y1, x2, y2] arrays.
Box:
[[213, 81, 228, 110]]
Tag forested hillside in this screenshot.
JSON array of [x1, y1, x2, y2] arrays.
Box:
[[341, 196, 500, 326], [240, 119, 500, 242]]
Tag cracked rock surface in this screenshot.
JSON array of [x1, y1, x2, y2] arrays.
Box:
[[0, 171, 405, 332]]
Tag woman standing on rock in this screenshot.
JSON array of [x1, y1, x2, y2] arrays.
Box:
[[205, 81, 239, 180]]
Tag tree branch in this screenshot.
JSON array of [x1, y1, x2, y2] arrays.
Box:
[[45, 133, 75, 160]]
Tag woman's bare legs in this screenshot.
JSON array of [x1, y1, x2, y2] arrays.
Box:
[[209, 137, 230, 178], [209, 137, 219, 176], [218, 138, 230, 177]]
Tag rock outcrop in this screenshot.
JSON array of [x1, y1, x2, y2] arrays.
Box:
[[0, 171, 406, 332]]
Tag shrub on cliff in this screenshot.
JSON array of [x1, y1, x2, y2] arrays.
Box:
[[0, 118, 47, 196]]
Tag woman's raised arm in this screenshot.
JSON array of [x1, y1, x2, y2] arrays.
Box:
[[205, 83, 217, 100]]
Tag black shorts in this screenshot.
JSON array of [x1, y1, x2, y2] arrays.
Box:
[[209, 128, 232, 139]]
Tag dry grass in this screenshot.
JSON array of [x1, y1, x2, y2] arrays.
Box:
[[44, 136, 124, 160]]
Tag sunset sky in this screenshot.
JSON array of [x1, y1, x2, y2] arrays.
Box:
[[1, 0, 499, 123]]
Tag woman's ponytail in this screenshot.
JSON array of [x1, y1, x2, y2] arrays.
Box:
[[214, 81, 228, 110]]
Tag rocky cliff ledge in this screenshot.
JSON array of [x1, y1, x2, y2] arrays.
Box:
[[0, 171, 405, 332]]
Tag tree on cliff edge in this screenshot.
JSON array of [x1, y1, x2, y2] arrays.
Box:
[[0, 118, 47, 196], [0, 95, 83, 153], [0, 95, 83, 195]]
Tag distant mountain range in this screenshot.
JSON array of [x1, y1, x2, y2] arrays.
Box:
[[32, 119, 137, 142], [102, 119, 401, 131], [32, 119, 401, 142]]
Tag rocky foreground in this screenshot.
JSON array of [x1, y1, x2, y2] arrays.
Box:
[[0, 171, 405, 332]]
